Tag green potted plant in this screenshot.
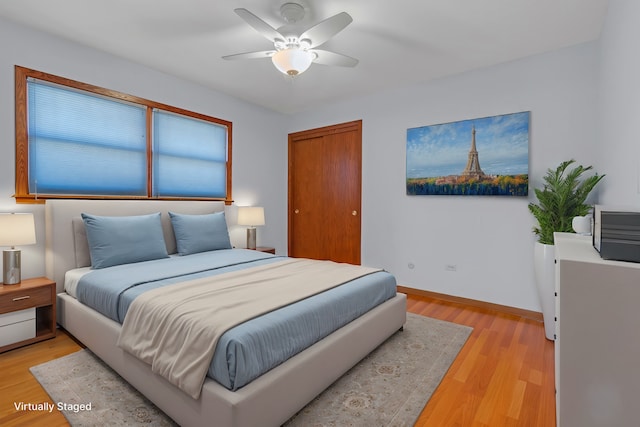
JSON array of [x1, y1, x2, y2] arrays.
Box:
[[529, 159, 605, 245], [529, 159, 604, 340]]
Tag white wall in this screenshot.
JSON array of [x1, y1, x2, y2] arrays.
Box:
[[288, 42, 600, 311], [598, 0, 640, 206], [0, 17, 288, 279]]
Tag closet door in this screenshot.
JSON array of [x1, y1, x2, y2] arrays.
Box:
[[288, 120, 362, 264]]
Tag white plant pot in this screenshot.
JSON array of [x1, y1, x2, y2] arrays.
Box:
[[534, 242, 556, 340]]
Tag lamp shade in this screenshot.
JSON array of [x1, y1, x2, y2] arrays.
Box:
[[0, 213, 36, 246], [237, 207, 265, 226], [272, 49, 314, 76]]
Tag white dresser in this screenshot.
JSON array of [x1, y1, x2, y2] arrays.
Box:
[[554, 232, 640, 427]]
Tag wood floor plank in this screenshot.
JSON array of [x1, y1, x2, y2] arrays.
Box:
[[410, 293, 555, 426], [0, 332, 81, 427], [0, 292, 555, 426]]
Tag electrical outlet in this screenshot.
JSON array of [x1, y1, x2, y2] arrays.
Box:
[[445, 264, 457, 272]]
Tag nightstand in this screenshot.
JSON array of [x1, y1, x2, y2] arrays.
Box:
[[255, 247, 276, 254], [0, 277, 56, 353]]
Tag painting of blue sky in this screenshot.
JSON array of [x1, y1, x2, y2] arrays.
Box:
[[406, 111, 529, 179]]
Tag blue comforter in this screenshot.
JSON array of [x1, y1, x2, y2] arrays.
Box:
[[76, 249, 397, 390]]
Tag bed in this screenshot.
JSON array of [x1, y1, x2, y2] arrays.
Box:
[[47, 199, 407, 427]]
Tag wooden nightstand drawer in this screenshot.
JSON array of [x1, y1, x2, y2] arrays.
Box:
[[0, 286, 51, 313]]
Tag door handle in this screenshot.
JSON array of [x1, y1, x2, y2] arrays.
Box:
[[294, 209, 300, 214], [352, 210, 358, 216]]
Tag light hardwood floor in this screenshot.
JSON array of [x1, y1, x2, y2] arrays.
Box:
[[0, 293, 555, 426], [409, 294, 555, 426]]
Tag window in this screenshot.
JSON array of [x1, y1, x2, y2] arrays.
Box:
[[14, 66, 232, 204], [153, 111, 228, 198]]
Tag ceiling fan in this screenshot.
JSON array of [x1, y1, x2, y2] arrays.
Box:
[[222, 2, 358, 77]]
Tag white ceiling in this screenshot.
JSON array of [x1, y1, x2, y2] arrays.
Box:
[[0, 0, 610, 114]]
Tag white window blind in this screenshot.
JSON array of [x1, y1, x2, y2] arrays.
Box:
[[28, 79, 148, 196], [153, 110, 227, 198]]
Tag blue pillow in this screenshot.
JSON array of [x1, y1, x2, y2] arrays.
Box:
[[81, 213, 169, 269], [169, 211, 232, 256]]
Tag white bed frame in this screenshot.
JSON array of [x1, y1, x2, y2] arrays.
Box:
[[46, 200, 407, 427]]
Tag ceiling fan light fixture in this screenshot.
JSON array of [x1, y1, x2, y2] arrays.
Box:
[[272, 48, 314, 76]]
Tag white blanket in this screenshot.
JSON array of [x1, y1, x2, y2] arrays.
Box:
[[116, 258, 381, 399]]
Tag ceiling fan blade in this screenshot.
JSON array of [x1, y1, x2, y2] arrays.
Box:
[[234, 8, 285, 42], [311, 50, 359, 67], [300, 12, 353, 48], [222, 50, 276, 61]]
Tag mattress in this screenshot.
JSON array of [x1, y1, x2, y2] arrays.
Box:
[[65, 249, 397, 391]]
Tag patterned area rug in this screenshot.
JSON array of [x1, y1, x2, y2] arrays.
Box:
[[30, 313, 471, 426]]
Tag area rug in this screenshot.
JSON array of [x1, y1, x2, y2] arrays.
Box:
[[30, 313, 472, 426]]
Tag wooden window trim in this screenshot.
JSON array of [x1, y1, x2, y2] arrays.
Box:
[[14, 65, 233, 205]]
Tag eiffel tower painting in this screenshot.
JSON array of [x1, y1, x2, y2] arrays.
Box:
[[461, 126, 486, 179], [406, 111, 530, 196]]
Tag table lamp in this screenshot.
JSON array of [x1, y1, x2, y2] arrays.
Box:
[[0, 213, 36, 285], [237, 207, 265, 250]]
